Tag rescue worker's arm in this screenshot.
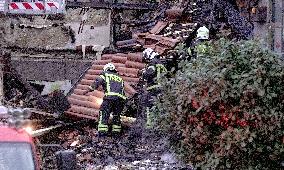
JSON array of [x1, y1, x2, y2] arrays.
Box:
[[88, 75, 104, 91], [142, 66, 156, 81]]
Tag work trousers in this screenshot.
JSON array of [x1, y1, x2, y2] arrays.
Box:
[[98, 97, 125, 135], [145, 88, 161, 129]]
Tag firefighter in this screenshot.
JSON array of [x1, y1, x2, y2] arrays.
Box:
[[188, 26, 210, 58], [141, 48, 167, 129], [87, 63, 126, 137]]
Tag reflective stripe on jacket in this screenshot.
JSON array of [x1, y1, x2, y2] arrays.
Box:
[[92, 72, 126, 100], [143, 59, 167, 91]]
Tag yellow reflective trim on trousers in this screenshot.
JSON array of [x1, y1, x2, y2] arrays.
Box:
[[98, 125, 108, 131], [98, 127, 108, 132], [112, 125, 121, 132], [105, 92, 126, 100], [98, 112, 108, 132], [147, 84, 161, 91], [98, 112, 102, 125]]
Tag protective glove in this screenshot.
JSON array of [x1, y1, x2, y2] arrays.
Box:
[[83, 86, 93, 95], [88, 86, 93, 91], [138, 69, 145, 76]]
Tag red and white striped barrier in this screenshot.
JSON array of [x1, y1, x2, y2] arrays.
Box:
[[9, 2, 59, 11]]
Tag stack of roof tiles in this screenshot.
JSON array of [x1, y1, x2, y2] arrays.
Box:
[[65, 53, 144, 120], [118, 7, 195, 56]]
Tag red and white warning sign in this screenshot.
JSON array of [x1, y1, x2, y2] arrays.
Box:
[[9, 2, 59, 11]]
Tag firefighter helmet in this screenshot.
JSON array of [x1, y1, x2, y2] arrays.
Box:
[[196, 26, 209, 40], [142, 48, 159, 61], [103, 63, 116, 72]]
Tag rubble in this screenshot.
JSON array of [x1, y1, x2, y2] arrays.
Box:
[[40, 124, 193, 170], [0, 1, 261, 169]]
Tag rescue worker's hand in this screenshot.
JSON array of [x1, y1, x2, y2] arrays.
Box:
[[138, 69, 146, 76], [88, 86, 93, 91], [83, 86, 93, 95], [137, 70, 142, 76]]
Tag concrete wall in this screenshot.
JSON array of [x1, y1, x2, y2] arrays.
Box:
[[0, 9, 110, 49], [253, 0, 269, 40], [253, 0, 284, 56], [11, 58, 92, 84]]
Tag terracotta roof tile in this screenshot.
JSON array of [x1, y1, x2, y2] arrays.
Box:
[[125, 61, 146, 70], [149, 21, 168, 34], [65, 111, 98, 120], [121, 76, 140, 83], [91, 65, 104, 70], [87, 69, 102, 75], [112, 56, 128, 63], [69, 106, 99, 116], [144, 44, 156, 50], [80, 79, 94, 86], [69, 94, 89, 101], [89, 90, 105, 98], [117, 67, 139, 76], [84, 74, 99, 80], [101, 54, 114, 60], [165, 8, 185, 20], [124, 82, 136, 95], [159, 37, 180, 47], [155, 44, 169, 54], [144, 34, 163, 45], [76, 84, 90, 90], [93, 59, 112, 65], [116, 39, 137, 47], [68, 97, 100, 109], [127, 53, 143, 62], [73, 89, 88, 95], [115, 53, 129, 57], [145, 34, 163, 41], [134, 32, 149, 38]]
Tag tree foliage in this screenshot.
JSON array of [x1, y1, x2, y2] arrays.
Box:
[[154, 39, 284, 169]]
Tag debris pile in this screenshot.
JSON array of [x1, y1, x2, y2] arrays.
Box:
[[65, 4, 199, 120], [42, 125, 193, 170]]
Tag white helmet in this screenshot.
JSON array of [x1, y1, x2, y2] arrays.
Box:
[[196, 26, 209, 40], [103, 63, 116, 72], [142, 48, 159, 61]]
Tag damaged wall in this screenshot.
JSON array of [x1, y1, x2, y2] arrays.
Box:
[[11, 58, 92, 84], [0, 8, 110, 49]]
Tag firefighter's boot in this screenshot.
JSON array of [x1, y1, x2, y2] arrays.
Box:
[[97, 112, 108, 137], [111, 124, 122, 139]]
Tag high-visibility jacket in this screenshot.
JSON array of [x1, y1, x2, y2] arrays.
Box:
[[188, 39, 208, 58], [142, 58, 167, 91], [91, 71, 126, 100]]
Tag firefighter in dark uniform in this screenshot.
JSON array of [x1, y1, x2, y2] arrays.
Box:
[[141, 48, 167, 129], [87, 63, 126, 137], [188, 26, 210, 58]]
